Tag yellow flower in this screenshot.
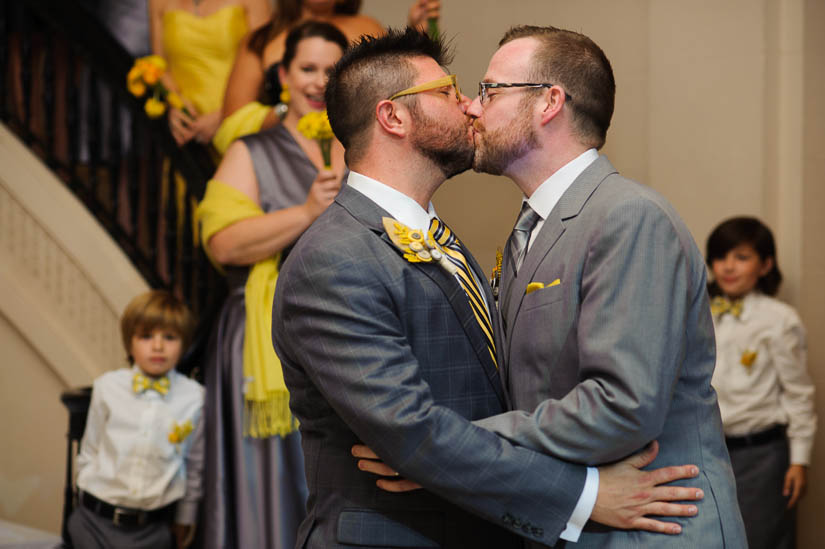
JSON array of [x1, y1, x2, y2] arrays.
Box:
[[138, 54, 167, 72], [142, 64, 161, 85], [168, 420, 194, 444], [297, 111, 334, 141], [166, 91, 184, 110], [740, 350, 758, 368], [297, 111, 335, 168], [145, 97, 167, 118], [127, 79, 146, 97]]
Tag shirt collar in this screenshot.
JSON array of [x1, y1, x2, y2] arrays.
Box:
[[525, 148, 599, 219], [346, 171, 437, 232]]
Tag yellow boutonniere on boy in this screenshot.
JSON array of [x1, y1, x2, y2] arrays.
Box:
[[168, 419, 194, 446]]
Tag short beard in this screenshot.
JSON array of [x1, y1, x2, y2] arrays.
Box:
[[409, 103, 474, 179], [472, 97, 538, 175]]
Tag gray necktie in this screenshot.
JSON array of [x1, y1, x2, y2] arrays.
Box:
[[508, 202, 540, 275]]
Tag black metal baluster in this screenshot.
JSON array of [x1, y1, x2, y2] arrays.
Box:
[[108, 91, 122, 220], [165, 158, 178, 289], [181, 194, 194, 304], [146, 137, 160, 272], [19, 7, 32, 142], [42, 31, 56, 168], [127, 108, 141, 236], [87, 69, 102, 212], [66, 47, 81, 193], [0, 1, 9, 123]]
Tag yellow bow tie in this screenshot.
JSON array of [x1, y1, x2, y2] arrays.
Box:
[[710, 296, 743, 318], [133, 373, 170, 395]]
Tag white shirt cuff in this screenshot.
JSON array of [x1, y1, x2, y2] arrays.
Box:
[[559, 466, 599, 542]]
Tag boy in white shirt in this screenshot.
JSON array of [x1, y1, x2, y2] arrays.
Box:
[[68, 290, 204, 549]]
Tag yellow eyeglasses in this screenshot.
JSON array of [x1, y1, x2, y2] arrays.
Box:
[[388, 74, 461, 102]]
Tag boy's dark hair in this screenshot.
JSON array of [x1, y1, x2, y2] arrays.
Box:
[[499, 25, 615, 150], [706, 216, 783, 296], [281, 21, 349, 69], [121, 290, 196, 361], [325, 27, 452, 165]]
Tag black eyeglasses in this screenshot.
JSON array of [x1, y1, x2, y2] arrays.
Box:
[[478, 82, 572, 106]]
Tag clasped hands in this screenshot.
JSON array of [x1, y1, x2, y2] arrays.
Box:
[[352, 440, 703, 535]]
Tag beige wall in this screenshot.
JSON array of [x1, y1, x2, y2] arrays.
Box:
[[363, 0, 824, 544]]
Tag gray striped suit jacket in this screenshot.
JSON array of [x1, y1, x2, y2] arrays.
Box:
[[478, 155, 747, 548], [272, 184, 588, 549]]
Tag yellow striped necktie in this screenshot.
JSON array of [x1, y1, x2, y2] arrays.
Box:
[[132, 373, 170, 395], [429, 218, 497, 368]]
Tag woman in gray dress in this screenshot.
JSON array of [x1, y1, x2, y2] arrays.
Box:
[[196, 21, 348, 549]]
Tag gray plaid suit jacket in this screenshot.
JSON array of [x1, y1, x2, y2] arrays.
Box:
[[272, 184, 589, 549], [478, 155, 747, 548]]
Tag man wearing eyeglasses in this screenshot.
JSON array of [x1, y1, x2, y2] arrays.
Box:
[[272, 28, 707, 549], [456, 26, 745, 547]]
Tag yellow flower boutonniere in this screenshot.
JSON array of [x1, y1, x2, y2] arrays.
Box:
[[740, 350, 758, 370], [490, 248, 503, 301], [126, 55, 191, 119], [382, 217, 457, 275], [297, 111, 334, 169], [168, 419, 194, 445]]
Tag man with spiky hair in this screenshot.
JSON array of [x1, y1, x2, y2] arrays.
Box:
[[272, 28, 701, 549]]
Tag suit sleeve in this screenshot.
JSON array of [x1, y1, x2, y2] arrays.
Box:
[[477, 197, 693, 464], [272, 236, 587, 545]]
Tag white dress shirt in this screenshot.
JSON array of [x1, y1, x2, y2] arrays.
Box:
[[524, 148, 599, 250], [347, 171, 596, 542], [76, 366, 205, 524], [711, 292, 817, 464]]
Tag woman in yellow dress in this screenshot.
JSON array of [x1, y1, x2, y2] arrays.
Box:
[[148, 0, 270, 146], [212, 0, 441, 154]]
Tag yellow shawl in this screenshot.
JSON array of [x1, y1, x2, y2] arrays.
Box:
[[196, 179, 297, 438], [212, 101, 273, 155]]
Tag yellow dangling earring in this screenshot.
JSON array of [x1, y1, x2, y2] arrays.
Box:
[[279, 83, 290, 105]]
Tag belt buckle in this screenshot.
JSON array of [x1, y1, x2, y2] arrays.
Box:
[[112, 508, 130, 527]]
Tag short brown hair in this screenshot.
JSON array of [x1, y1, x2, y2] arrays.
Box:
[[120, 290, 196, 359], [500, 25, 615, 149], [325, 27, 452, 165]]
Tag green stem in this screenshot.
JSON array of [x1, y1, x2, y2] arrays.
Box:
[[427, 17, 439, 40], [319, 138, 332, 170]]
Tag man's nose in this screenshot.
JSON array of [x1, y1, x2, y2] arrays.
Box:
[[465, 95, 483, 118]]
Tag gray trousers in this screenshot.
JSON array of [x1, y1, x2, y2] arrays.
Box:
[[728, 435, 796, 549], [67, 505, 173, 549]]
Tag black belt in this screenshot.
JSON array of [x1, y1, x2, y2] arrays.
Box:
[[80, 491, 173, 528], [725, 424, 786, 449]]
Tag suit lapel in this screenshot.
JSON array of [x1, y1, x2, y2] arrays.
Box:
[[336, 186, 507, 408], [501, 155, 618, 340]]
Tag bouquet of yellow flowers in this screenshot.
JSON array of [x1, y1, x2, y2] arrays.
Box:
[[297, 111, 334, 169], [126, 55, 187, 119]]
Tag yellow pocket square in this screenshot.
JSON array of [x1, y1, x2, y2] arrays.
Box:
[[525, 279, 561, 295]]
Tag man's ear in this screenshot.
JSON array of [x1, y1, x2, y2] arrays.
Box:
[[539, 86, 567, 126], [375, 99, 409, 138]]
